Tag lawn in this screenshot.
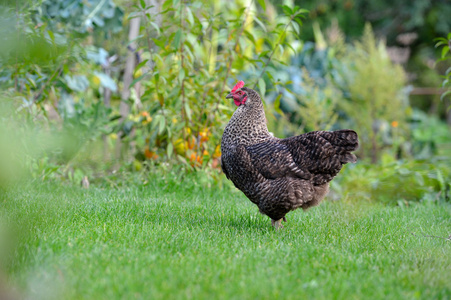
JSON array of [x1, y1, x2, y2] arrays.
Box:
[[1, 179, 450, 299]]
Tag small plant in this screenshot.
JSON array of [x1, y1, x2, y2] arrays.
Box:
[[294, 70, 339, 132], [339, 24, 411, 163], [334, 155, 450, 204], [434, 33, 451, 102]]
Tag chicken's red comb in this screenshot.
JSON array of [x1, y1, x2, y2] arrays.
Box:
[[231, 80, 245, 93]]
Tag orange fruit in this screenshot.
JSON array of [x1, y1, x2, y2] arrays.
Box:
[[144, 147, 158, 159], [213, 145, 221, 158]]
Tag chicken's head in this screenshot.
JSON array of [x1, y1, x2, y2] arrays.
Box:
[[226, 80, 248, 106]]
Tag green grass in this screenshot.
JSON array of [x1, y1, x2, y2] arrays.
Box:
[[1, 180, 450, 300]]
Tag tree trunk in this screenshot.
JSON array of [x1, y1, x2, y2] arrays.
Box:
[[115, 17, 141, 164], [103, 55, 116, 160]]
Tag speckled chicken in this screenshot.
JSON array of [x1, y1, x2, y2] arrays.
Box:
[[221, 81, 359, 229]]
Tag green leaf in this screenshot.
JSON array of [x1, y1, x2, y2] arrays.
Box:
[[258, 50, 271, 58], [183, 42, 194, 59], [64, 75, 89, 92], [278, 30, 287, 43], [141, 89, 154, 101], [435, 40, 446, 47], [179, 68, 186, 82], [94, 71, 118, 92], [440, 90, 451, 101], [185, 6, 194, 25], [273, 93, 283, 115], [433, 37, 447, 43], [173, 29, 182, 49], [244, 30, 256, 44], [47, 30, 55, 45], [258, 78, 266, 96], [184, 102, 192, 120], [150, 22, 161, 36], [291, 20, 300, 35], [265, 70, 274, 82], [140, 0, 146, 9], [26, 76, 36, 88], [158, 116, 166, 134], [253, 17, 267, 32], [129, 73, 146, 88], [151, 115, 160, 131], [167, 142, 173, 158], [152, 38, 165, 48], [177, 155, 193, 170], [441, 45, 450, 59], [128, 11, 141, 20], [134, 59, 149, 73], [278, 44, 284, 56], [257, 0, 266, 10], [284, 42, 296, 54], [436, 168, 445, 190], [282, 5, 292, 16], [294, 8, 309, 16]]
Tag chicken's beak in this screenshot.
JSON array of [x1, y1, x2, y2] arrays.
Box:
[[226, 93, 233, 99]]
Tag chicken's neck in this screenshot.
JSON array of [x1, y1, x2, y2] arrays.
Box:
[[221, 101, 272, 152]]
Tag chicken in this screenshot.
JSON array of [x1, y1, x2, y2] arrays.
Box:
[[220, 80, 359, 229]]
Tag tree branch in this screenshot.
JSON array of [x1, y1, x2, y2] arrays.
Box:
[[180, 0, 187, 125]]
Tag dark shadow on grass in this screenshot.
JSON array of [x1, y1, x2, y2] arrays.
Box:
[[129, 204, 273, 233], [179, 212, 272, 232]]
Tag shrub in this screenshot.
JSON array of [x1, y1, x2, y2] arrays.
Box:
[[334, 156, 450, 204], [127, 1, 307, 176], [338, 24, 411, 163]]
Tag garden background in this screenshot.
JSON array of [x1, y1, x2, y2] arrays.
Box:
[[0, 0, 450, 299]]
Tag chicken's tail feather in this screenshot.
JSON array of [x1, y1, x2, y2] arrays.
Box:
[[319, 129, 359, 164], [328, 129, 359, 150]]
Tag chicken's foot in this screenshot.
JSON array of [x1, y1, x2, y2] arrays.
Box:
[[271, 219, 284, 230]]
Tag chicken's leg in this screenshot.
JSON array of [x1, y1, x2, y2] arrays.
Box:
[[271, 219, 284, 230]]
